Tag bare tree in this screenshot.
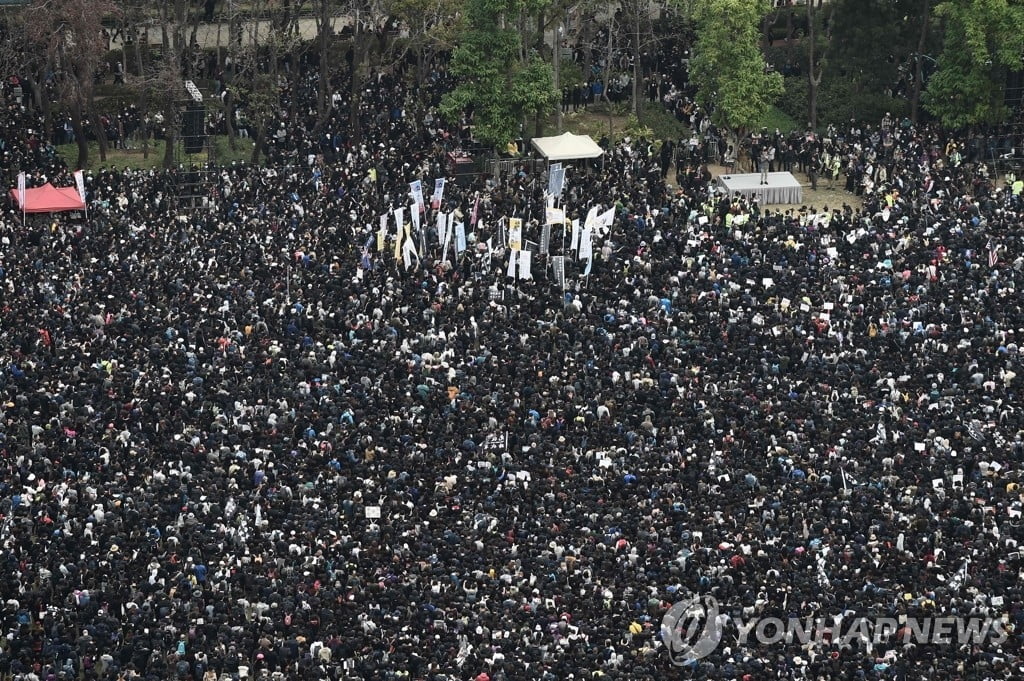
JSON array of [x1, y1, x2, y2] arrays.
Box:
[[24, 0, 118, 169]]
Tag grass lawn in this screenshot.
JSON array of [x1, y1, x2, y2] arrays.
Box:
[[760, 105, 802, 133], [551, 101, 689, 143], [55, 135, 254, 172]]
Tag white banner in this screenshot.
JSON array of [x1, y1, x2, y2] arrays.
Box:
[[548, 163, 565, 198], [508, 218, 522, 251], [507, 250, 518, 278], [402, 227, 418, 270], [393, 206, 405, 234], [518, 250, 532, 280], [17, 171, 26, 210], [410, 203, 420, 231], [545, 206, 564, 225], [441, 212, 456, 263], [571, 219, 580, 251], [431, 178, 445, 209], [410, 180, 425, 213], [437, 212, 447, 246], [74, 170, 86, 202], [455, 222, 467, 254], [552, 255, 566, 288], [578, 226, 593, 261]]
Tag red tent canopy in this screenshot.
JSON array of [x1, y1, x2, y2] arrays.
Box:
[[9, 183, 85, 213]]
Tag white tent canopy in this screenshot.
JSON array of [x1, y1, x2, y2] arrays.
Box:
[[530, 132, 605, 161]]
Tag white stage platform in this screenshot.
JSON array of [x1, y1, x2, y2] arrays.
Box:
[[717, 172, 802, 205]]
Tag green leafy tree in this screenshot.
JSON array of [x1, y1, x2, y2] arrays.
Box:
[[440, 0, 558, 149], [690, 0, 783, 137], [923, 0, 1024, 128]]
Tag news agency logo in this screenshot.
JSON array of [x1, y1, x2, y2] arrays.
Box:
[[660, 594, 723, 666], [660, 593, 1009, 667]]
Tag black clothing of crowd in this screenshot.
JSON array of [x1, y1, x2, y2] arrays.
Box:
[[3, 35, 1024, 681]]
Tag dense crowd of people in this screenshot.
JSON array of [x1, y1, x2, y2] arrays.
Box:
[[3, 13, 1024, 681]]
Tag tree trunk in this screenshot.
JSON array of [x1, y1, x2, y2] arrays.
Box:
[[605, 19, 614, 139], [91, 111, 109, 162], [288, 35, 302, 123], [162, 0, 187, 170], [580, 14, 594, 83], [163, 120, 177, 169], [910, 0, 931, 124], [134, 30, 150, 160], [806, 0, 833, 131], [761, 8, 781, 49], [40, 86, 53, 144], [251, 124, 265, 164], [70, 99, 90, 170], [225, 88, 237, 150], [806, 0, 818, 130], [536, 11, 545, 56], [554, 17, 561, 134], [88, 84, 109, 162], [315, 0, 332, 120], [632, 1, 641, 119], [349, 11, 363, 144]]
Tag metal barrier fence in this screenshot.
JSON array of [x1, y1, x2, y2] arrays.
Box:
[[486, 157, 547, 178]]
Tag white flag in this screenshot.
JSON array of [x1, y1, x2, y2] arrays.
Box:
[[584, 206, 600, 230], [570, 219, 580, 251], [16, 171, 26, 209], [410, 203, 420, 231]]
